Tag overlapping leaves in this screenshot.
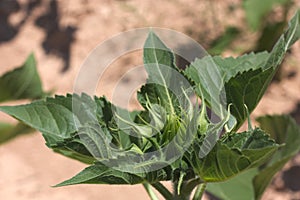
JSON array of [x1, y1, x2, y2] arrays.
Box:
[[185, 10, 300, 129], [187, 128, 279, 182], [206, 115, 300, 200], [0, 33, 278, 187], [0, 54, 45, 144], [0, 11, 299, 199]]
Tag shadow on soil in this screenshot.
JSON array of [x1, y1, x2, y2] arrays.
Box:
[[0, 0, 76, 73], [35, 0, 76, 73]]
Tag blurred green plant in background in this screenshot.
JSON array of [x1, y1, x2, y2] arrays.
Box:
[[0, 54, 46, 144]]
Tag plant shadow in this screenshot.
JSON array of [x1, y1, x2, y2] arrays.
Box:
[[35, 0, 76, 73], [0, 0, 42, 43]]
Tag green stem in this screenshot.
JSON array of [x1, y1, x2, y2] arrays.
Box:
[[182, 177, 203, 195], [173, 178, 204, 200], [151, 182, 173, 200], [192, 183, 207, 200], [173, 181, 186, 200], [143, 183, 159, 200]]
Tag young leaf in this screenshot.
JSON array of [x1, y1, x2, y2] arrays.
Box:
[[141, 31, 191, 116], [138, 83, 181, 116], [0, 54, 45, 102], [184, 55, 227, 119], [143, 31, 177, 70]]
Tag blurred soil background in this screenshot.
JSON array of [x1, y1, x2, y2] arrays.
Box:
[[0, 0, 300, 199]]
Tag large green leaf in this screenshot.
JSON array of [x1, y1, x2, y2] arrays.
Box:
[[188, 128, 278, 182], [206, 168, 258, 200], [185, 52, 272, 129], [0, 100, 79, 142], [184, 52, 269, 122], [185, 10, 300, 129], [0, 94, 161, 166], [206, 115, 300, 200], [141, 31, 177, 115], [0, 94, 103, 163], [55, 162, 144, 186], [0, 54, 45, 102], [225, 67, 274, 128], [55, 161, 172, 187], [229, 9, 300, 128]]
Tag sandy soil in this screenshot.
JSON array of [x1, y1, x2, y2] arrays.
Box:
[[0, 0, 300, 199]]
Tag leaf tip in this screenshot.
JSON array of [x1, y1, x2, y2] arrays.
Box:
[[52, 181, 69, 187]]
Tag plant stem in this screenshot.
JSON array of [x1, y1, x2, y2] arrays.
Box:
[[143, 183, 159, 200], [192, 183, 207, 200], [171, 177, 204, 200], [181, 177, 203, 195], [151, 182, 173, 200]]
